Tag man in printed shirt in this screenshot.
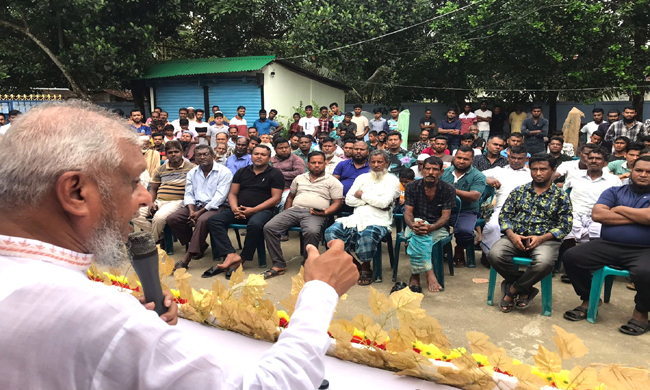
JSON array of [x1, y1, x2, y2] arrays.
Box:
[[0, 101, 360, 390], [488, 153, 572, 313], [132, 140, 195, 242]]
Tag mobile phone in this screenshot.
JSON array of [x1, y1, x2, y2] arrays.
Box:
[[313, 208, 324, 212]]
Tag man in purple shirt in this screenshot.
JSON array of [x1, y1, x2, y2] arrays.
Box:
[[333, 140, 369, 196], [562, 156, 650, 336]]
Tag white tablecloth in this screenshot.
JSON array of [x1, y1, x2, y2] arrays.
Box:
[[177, 319, 453, 390]]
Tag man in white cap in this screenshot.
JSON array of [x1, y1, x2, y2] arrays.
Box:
[[187, 106, 196, 122], [411, 153, 430, 179]]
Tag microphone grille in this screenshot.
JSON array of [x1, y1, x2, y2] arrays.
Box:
[[127, 231, 157, 257]]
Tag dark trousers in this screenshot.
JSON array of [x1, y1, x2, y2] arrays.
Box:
[[488, 237, 560, 294], [563, 239, 650, 313], [449, 210, 478, 247], [166, 206, 223, 255], [207, 208, 273, 261]]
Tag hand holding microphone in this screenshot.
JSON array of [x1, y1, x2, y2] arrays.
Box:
[[127, 231, 178, 324]]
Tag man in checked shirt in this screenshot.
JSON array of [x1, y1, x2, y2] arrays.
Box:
[[488, 153, 572, 313]]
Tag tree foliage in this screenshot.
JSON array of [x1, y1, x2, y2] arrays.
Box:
[[0, 0, 182, 98], [0, 0, 648, 117]]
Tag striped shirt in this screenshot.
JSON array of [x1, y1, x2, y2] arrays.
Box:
[[152, 160, 195, 201]]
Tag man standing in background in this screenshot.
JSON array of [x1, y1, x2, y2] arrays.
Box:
[[351, 104, 370, 141], [420, 109, 437, 137], [475, 100, 492, 140], [459, 103, 477, 135]]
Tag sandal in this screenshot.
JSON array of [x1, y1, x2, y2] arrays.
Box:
[[563, 306, 588, 322], [619, 319, 650, 336], [515, 287, 539, 310], [358, 270, 373, 286], [453, 258, 466, 268], [499, 281, 516, 313], [409, 285, 423, 294], [263, 268, 286, 279]]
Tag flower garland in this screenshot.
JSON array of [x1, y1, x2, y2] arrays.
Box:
[[87, 253, 648, 390]]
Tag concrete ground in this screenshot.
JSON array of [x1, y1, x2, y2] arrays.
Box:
[[163, 229, 649, 369]]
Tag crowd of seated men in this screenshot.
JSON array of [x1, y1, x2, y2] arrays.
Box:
[[130, 103, 650, 337]]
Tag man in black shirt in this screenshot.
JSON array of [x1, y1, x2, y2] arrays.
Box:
[[204, 145, 284, 278], [419, 109, 437, 137], [403, 156, 456, 293], [490, 106, 507, 137], [472, 135, 507, 171]]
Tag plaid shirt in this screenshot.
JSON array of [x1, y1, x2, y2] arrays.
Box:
[[499, 182, 572, 239], [318, 118, 332, 136], [604, 120, 646, 143]]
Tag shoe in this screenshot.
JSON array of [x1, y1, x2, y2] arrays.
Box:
[[409, 285, 423, 294], [280, 234, 289, 242], [561, 273, 571, 284], [480, 253, 490, 269], [171, 260, 188, 275], [390, 282, 408, 294], [201, 266, 227, 278]]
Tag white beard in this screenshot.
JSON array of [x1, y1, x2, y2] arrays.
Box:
[[325, 152, 335, 159], [369, 169, 389, 181]]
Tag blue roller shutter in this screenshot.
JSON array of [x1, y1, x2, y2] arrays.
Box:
[[207, 78, 262, 121], [154, 80, 205, 120]]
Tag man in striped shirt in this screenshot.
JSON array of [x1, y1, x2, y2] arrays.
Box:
[[132, 140, 195, 242]]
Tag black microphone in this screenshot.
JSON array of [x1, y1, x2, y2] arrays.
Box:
[[127, 231, 167, 316]]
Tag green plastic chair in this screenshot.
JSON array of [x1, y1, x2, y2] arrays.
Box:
[[487, 256, 553, 316], [393, 197, 461, 288], [163, 225, 175, 255], [229, 224, 267, 268], [587, 266, 630, 324]]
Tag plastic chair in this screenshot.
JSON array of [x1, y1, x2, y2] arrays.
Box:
[[393, 197, 461, 287], [393, 213, 404, 233], [228, 224, 267, 268], [587, 266, 630, 324], [371, 231, 395, 283], [163, 225, 175, 255], [487, 257, 553, 316]]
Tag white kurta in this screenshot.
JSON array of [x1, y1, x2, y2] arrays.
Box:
[[0, 235, 338, 390], [340, 172, 401, 231], [480, 166, 532, 253]]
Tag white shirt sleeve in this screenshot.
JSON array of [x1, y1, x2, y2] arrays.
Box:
[[96, 281, 338, 390]]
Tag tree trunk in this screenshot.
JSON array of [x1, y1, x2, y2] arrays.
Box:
[[0, 20, 90, 100], [548, 91, 558, 133]]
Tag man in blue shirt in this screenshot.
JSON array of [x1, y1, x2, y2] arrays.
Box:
[[562, 156, 650, 335], [226, 137, 252, 175], [437, 108, 462, 152], [130, 109, 151, 136], [253, 109, 281, 136], [441, 146, 487, 267], [333, 141, 370, 196], [521, 105, 549, 154], [168, 145, 233, 272]]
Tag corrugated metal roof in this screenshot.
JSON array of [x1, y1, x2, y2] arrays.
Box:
[[142, 56, 275, 79]]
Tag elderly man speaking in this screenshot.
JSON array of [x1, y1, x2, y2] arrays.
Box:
[[0, 101, 358, 389]]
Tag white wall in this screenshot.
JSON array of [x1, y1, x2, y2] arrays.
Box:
[[262, 63, 345, 126]]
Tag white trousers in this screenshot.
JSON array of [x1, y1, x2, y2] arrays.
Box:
[[132, 199, 183, 242]]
